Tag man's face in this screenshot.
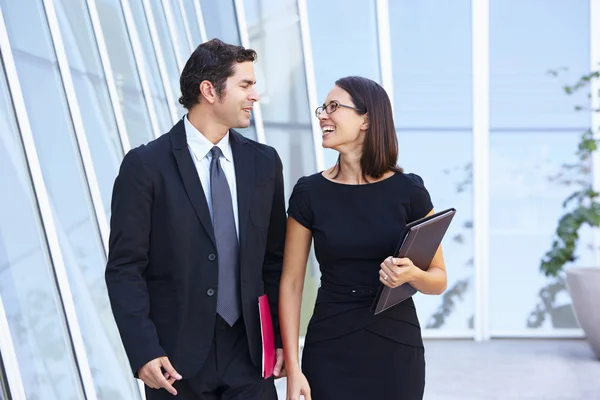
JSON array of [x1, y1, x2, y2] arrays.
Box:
[[214, 61, 259, 129]]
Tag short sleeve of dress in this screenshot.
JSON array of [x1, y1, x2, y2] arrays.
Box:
[[287, 176, 313, 229], [406, 173, 434, 222]]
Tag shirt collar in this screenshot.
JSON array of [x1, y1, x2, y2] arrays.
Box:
[[184, 115, 233, 162]]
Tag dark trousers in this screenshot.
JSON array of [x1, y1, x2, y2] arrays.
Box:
[[145, 315, 277, 400]]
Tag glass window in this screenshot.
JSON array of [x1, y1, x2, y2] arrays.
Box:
[[391, 1, 472, 129], [94, 0, 155, 147], [0, 51, 84, 400], [125, 0, 174, 133], [307, 0, 380, 168], [0, 0, 140, 397], [490, 0, 591, 332], [398, 130, 474, 331], [244, 0, 317, 335], [54, 0, 123, 221], [148, 0, 187, 118], [165, 0, 192, 57], [181, 0, 204, 47], [244, 0, 316, 194], [200, 0, 241, 45], [390, 1, 474, 332]]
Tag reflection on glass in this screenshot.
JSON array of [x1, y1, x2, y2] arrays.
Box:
[[399, 131, 474, 330], [200, 0, 240, 45], [0, 0, 140, 398], [490, 0, 590, 129], [489, 0, 591, 332], [148, 0, 187, 118], [165, 0, 191, 59], [181, 0, 203, 47], [490, 132, 593, 331], [94, 0, 154, 147], [390, 0, 472, 129], [244, 0, 315, 194], [126, 0, 174, 132], [244, 0, 317, 335], [307, 0, 380, 169], [390, 2, 474, 332], [55, 0, 123, 220], [0, 49, 84, 400]]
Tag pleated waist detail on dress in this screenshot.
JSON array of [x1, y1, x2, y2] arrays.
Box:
[[303, 281, 424, 348]]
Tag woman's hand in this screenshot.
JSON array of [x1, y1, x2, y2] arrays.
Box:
[[286, 367, 312, 400], [379, 256, 421, 288]]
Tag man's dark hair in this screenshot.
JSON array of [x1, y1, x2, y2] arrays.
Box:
[[334, 76, 403, 179], [179, 39, 257, 109]]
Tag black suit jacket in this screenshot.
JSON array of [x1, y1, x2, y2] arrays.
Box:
[[105, 120, 285, 377]]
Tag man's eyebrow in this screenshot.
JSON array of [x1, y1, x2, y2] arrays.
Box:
[[239, 79, 256, 85]]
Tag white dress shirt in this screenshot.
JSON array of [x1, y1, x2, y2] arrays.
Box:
[[184, 116, 239, 237]]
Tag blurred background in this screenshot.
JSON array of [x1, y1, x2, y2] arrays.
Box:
[[1, 0, 599, 399]]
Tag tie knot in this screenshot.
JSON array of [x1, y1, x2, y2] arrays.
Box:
[[210, 146, 223, 159]]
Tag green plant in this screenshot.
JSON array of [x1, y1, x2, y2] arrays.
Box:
[[539, 69, 600, 278], [527, 68, 600, 328]]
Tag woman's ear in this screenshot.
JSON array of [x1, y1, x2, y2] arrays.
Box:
[[199, 81, 216, 104], [360, 114, 369, 130]]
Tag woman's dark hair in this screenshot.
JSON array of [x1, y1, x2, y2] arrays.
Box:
[[179, 39, 257, 109], [334, 76, 402, 179]]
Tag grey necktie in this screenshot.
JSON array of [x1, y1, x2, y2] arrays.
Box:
[[210, 146, 241, 326]]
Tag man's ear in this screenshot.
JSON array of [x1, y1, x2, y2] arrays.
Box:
[[360, 114, 369, 130], [199, 80, 217, 104]]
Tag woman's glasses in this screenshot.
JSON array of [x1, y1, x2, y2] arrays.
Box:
[[315, 100, 363, 118]]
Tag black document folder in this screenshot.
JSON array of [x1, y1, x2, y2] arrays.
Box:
[[372, 208, 456, 315]]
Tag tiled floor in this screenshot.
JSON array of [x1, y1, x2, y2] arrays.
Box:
[[275, 339, 600, 399]]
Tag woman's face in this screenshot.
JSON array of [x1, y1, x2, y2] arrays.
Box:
[[317, 85, 368, 151]]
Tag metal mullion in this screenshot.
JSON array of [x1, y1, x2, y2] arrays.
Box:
[[233, 0, 266, 144], [376, 0, 394, 112], [161, 0, 186, 71], [472, 0, 490, 342], [120, 0, 162, 138], [0, 294, 26, 399], [43, 0, 110, 254], [0, 6, 97, 399], [177, 0, 195, 51], [296, 0, 324, 172], [193, 0, 208, 43], [141, 0, 179, 123], [84, 0, 131, 153]]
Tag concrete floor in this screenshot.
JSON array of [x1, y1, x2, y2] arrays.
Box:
[[275, 339, 600, 399]]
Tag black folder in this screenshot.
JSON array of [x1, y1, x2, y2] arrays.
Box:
[[372, 208, 456, 315]]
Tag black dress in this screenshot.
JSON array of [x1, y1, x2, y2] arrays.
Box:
[[287, 172, 433, 400]]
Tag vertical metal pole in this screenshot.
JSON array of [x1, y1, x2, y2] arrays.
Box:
[[296, 0, 324, 172], [472, 0, 491, 341], [141, 0, 179, 123], [85, 0, 132, 153], [376, 0, 394, 113], [121, 0, 162, 138]]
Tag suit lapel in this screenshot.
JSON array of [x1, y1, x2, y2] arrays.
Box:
[[230, 130, 254, 264], [170, 120, 216, 247]]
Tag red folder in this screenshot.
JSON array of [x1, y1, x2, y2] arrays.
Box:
[[258, 294, 276, 379]]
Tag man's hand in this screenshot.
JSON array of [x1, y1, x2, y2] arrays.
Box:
[[138, 356, 182, 395], [273, 348, 286, 378]]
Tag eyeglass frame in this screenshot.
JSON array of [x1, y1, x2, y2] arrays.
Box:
[[315, 100, 364, 118]]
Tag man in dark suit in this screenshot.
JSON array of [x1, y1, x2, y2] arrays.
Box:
[[105, 39, 285, 399]]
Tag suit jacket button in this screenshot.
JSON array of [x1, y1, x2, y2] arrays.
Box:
[[207, 289, 215, 296], [208, 253, 216, 261]]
